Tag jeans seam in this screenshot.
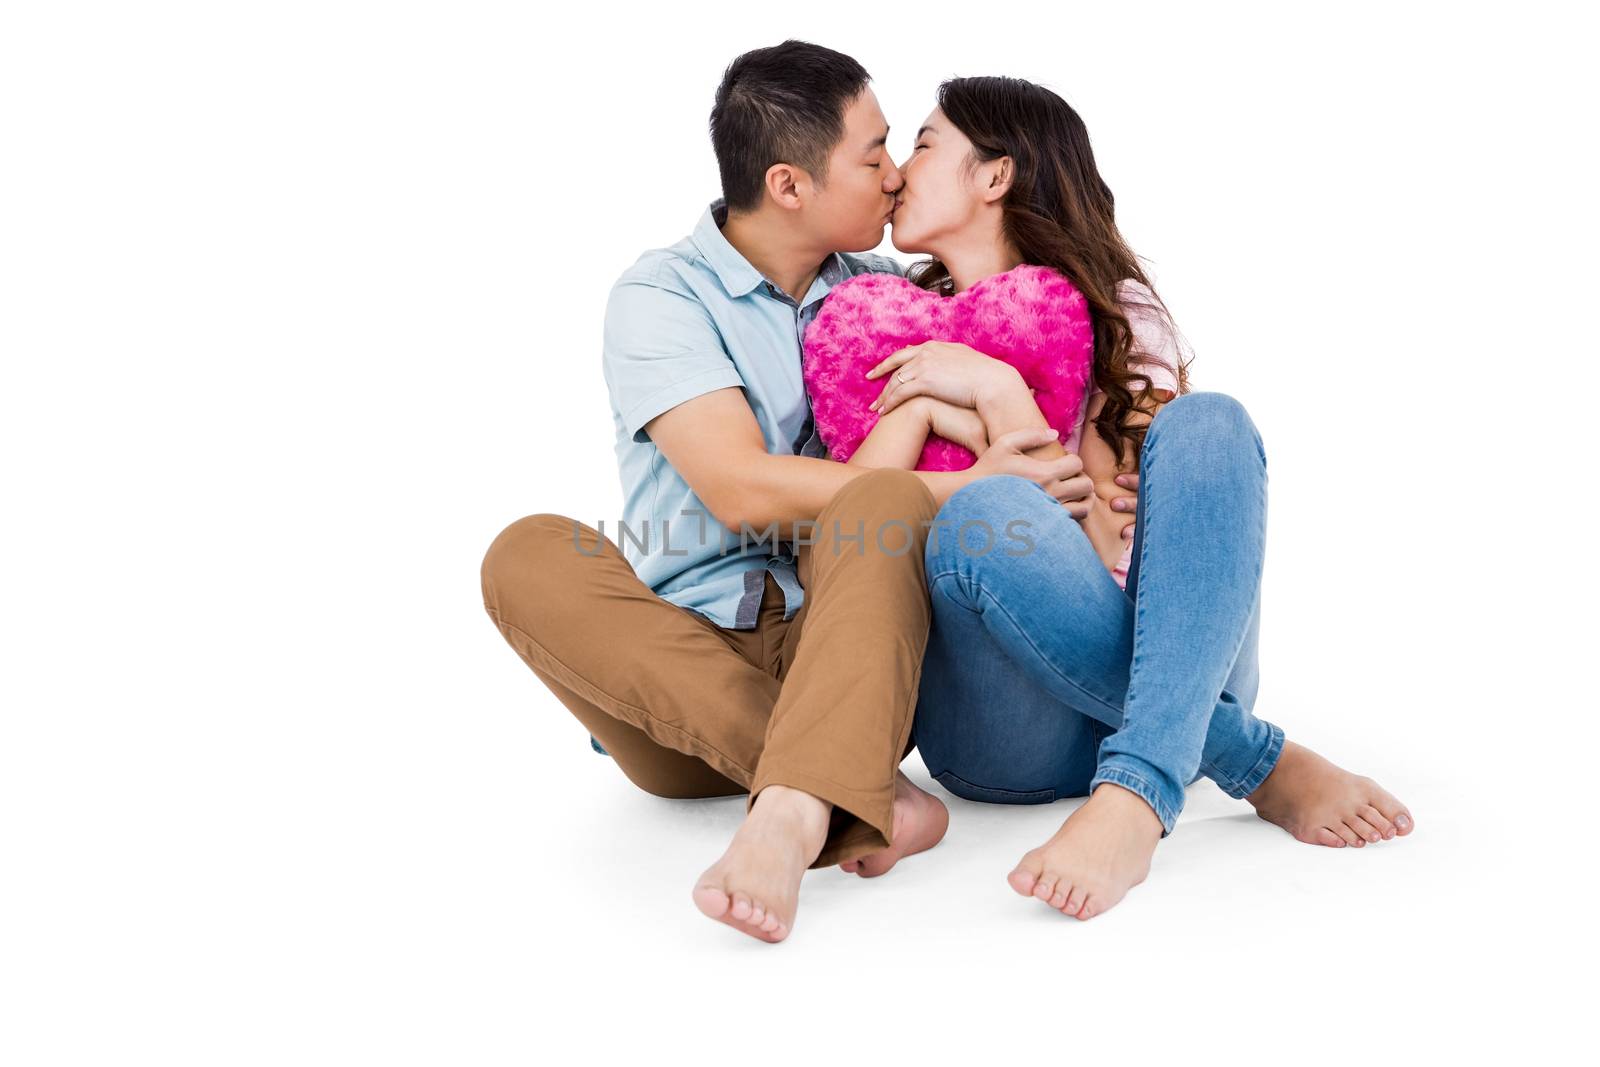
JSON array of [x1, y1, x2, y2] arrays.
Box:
[[934, 767, 1056, 803], [1123, 418, 1161, 733], [1122, 397, 1267, 802]]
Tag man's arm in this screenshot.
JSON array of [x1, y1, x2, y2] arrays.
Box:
[[642, 388, 1088, 540]]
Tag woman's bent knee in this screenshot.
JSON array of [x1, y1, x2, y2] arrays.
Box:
[[927, 475, 1054, 568], [1153, 391, 1261, 444]]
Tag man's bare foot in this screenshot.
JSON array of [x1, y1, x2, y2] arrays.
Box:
[[838, 772, 950, 878], [1007, 782, 1163, 920], [691, 784, 829, 943], [1246, 739, 1415, 847]]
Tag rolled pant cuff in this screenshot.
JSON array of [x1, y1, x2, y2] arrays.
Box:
[[1221, 720, 1286, 800], [1089, 761, 1180, 838], [748, 764, 895, 870]]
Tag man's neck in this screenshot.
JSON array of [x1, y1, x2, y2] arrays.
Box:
[[719, 206, 828, 303]]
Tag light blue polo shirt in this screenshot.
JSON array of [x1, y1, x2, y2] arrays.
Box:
[[600, 197, 905, 630]]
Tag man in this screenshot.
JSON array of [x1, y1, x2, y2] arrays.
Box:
[[479, 39, 1092, 943]]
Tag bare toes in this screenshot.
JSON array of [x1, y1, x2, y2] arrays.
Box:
[[1008, 865, 1040, 897], [1330, 823, 1360, 847], [1369, 788, 1414, 835], [1063, 885, 1087, 916], [1314, 827, 1345, 848], [692, 885, 730, 918], [1347, 815, 1381, 844], [1048, 887, 1069, 909], [731, 892, 753, 920], [1360, 804, 1395, 839], [1033, 872, 1060, 903]]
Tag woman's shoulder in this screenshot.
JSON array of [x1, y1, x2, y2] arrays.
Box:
[[1113, 277, 1182, 392], [1115, 276, 1164, 315]]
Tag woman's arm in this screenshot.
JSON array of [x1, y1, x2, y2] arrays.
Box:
[[847, 398, 934, 469], [847, 396, 989, 469]]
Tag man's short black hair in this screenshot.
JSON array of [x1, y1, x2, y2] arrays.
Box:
[[709, 40, 872, 214]]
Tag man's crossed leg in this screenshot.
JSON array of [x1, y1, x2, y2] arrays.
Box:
[[480, 468, 949, 942]]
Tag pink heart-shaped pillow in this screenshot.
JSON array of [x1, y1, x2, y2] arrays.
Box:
[[801, 264, 1095, 469]]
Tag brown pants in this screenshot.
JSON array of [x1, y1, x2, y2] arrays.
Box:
[[479, 468, 940, 868]]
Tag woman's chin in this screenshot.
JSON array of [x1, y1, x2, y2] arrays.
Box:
[[888, 228, 926, 255]]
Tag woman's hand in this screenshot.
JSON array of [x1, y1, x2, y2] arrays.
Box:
[[866, 341, 1023, 415], [1078, 489, 1133, 572], [1112, 472, 1140, 540]]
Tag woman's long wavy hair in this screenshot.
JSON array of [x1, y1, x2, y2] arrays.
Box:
[[908, 76, 1191, 467]]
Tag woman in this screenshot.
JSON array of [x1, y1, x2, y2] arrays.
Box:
[[836, 77, 1415, 920]]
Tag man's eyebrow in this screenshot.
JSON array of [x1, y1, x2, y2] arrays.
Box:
[[864, 126, 889, 152]]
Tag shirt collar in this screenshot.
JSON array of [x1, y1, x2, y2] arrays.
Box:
[[693, 197, 850, 304]]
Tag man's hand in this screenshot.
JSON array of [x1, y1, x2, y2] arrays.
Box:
[[866, 341, 1022, 415], [972, 427, 1095, 519]]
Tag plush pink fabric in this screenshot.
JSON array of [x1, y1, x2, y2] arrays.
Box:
[[801, 264, 1095, 468]]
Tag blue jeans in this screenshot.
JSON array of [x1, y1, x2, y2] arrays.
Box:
[[911, 391, 1285, 836]]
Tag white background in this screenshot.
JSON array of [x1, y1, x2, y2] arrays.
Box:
[[3, 1, 1595, 1063]]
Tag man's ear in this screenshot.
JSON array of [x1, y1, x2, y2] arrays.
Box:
[[763, 162, 807, 211], [980, 156, 1014, 204]]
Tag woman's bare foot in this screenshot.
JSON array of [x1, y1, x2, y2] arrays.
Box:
[[1008, 782, 1163, 920], [1246, 739, 1415, 847], [691, 784, 829, 943], [838, 772, 950, 878]]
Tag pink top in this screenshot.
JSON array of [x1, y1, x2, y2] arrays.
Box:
[[1063, 279, 1183, 589]]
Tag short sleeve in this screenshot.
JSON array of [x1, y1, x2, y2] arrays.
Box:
[[842, 251, 908, 280], [602, 273, 745, 443], [1117, 278, 1181, 395], [872, 255, 909, 278]]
